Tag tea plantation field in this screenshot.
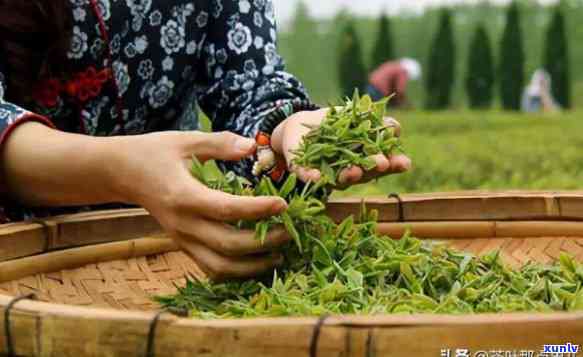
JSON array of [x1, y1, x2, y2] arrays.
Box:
[[337, 111, 583, 198]]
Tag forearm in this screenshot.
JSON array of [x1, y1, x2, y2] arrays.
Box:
[[1, 122, 125, 207]]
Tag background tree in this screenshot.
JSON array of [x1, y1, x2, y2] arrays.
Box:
[[466, 25, 495, 109], [425, 9, 456, 110], [370, 13, 395, 70], [499, 1, 525, 111], [544, 4, 570, 109], [338, 20, 368, 98], [277, 2, 581, 108]]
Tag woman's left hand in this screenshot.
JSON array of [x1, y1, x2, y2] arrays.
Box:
[[271, 109, 412, 189]]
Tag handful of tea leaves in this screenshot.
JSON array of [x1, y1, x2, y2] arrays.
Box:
[[292, 92, 402, 184], [157, 94, 583, 318]]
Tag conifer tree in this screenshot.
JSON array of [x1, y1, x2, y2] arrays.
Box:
[[544, 4, 571, 109], [466, 25, 495, 109], [425, 9, 456, 110], [338, 20, 368, 98], [499, 1, 525, 111], [371, 13, 395, 70]]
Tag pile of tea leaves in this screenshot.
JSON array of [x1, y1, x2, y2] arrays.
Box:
[[156, 94, 583, 318]]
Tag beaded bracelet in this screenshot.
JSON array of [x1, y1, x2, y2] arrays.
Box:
[[252, 99, 319, 182], [252, 132, 287, 182], [258, 98, 319, 135]]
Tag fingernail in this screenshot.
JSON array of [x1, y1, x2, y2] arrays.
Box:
[[309, 169, 321, 182], [272, 199, 288, 214], [235, 138, 255, 153], [374, 156, 390, 173], [401, 158, 413, 172]]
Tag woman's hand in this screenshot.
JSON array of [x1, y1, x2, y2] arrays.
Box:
[[271, 109, 412, 189], [111, 131, 291, 280], [3, 123, 290, 280]]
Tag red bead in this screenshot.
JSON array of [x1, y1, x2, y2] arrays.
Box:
[[256, 132, 271, 146], [270, 168, 284, 182], [269, 159, 288, 182]]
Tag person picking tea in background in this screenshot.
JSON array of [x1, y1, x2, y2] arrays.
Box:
[[366, 58, 422, 108]]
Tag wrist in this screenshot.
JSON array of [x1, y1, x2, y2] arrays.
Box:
[[94, 135, 138, 205], [257, 98, 319, 137], [2, 122, 135, 207]]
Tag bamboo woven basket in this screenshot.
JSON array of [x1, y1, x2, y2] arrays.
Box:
[[1, 191, 583, 357]]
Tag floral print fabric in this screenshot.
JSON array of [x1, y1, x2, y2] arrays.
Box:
[[0, 0, 313, 222]]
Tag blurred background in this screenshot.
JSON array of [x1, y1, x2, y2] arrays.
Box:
[[270, 0, 583, 197]]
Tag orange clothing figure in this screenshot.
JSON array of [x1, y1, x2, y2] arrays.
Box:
[[366, 58, 422, 108]]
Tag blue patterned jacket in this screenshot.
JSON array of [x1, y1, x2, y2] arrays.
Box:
[[0, 0, 315, 222]]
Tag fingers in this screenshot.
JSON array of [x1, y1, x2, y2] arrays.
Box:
[[388, 154, 412, 173], [384, 117, 402, 137], [199, 188, 288, 221], [294, 166, 321, 183], [181, 131, 257, 163], [371, 154, 391, 173], [176, 221, 291, 257], [174, 239, 284, 280], [338, 166, 363, 185], [315, 153, 411, 187], [336, 154, 412, 188]]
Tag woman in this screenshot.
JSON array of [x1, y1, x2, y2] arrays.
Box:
[[521, 69, 560, 113], [0, 0, 411, 279]]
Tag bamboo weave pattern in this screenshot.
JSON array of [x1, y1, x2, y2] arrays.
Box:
[[1, 237, 583, 311]]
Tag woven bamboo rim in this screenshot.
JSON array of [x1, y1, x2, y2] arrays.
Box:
[[1, 191, 583, 356]]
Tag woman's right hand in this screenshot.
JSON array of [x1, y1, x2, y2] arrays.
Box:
[[110, 131, 291, 280]]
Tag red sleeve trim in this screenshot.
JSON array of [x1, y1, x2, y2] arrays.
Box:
[[0, 114, 56, 199], [0, 113, 56, 150]]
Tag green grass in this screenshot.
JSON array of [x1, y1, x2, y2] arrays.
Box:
[[336, 110, 583, 198]]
